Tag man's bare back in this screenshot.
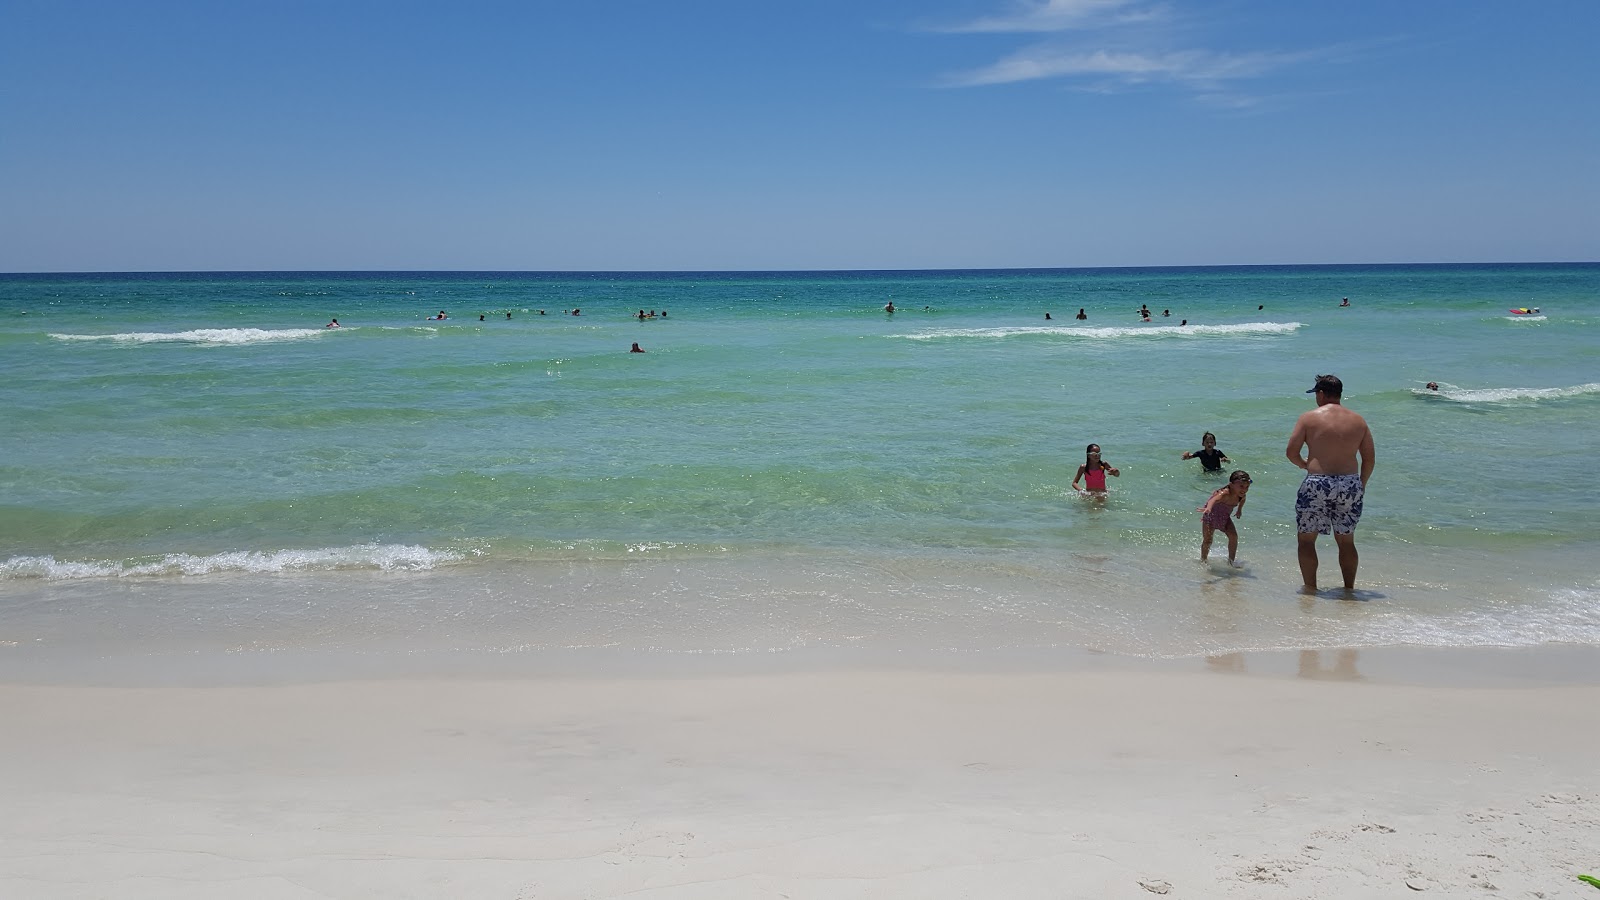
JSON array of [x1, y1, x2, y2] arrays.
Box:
[[1286, 403, 1374, 481]]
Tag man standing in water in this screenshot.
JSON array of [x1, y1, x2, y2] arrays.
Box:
[[1286, 374, 1375, 594]]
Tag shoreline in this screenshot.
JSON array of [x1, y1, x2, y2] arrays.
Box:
[[4, 640, 1600, 690], [3, 662, 1597, 898]]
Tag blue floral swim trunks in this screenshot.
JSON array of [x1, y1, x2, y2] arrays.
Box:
[[1295, 473, 1365, 534]]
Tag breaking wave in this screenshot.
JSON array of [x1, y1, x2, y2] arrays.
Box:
[[50, 328, 328, 346], [902, 322, 1303, 341], [0, 544, 461, 580]]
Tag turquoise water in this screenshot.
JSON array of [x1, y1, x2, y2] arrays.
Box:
[[1, 265, 1597, 668]]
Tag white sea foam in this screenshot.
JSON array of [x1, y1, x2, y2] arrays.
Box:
[[49, 328, 327, 346], [0, 544, 461, 580], [1504, 315, 1547, 322], [1416, 383, 1600, 403], [902, 322, 1303, 341]]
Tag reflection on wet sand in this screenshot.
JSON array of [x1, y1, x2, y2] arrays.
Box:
[[1298, 648, 1363, 681], [1206, 652, 1246, 673]]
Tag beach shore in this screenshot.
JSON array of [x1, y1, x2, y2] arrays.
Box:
[[2, 652, 1597, 899]]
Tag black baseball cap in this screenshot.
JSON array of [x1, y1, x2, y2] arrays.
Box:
[[1307, 374, 1343, 396]]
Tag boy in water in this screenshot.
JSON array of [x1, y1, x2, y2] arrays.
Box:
[[1199, 471, 1251, 565]]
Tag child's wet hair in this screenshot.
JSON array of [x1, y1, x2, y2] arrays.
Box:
[[1229, 470, 1251, 484], [1202, 432, 1217, 443]]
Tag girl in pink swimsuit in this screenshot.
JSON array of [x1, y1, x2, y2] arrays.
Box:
[[1072, 444, 1120, 494], [1199, 470, 1252, 564]]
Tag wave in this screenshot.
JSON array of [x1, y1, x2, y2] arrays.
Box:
[[0, 543, 461, 580], [902, 321, 1303, 341], [49, 328, 328, 346], [1503, 315, 1547, 322], [1413, 382, 1600, 403]]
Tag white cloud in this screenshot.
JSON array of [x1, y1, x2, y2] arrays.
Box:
[[937, 0, 1155, 33], [932, 1, 1338, 104], [945, 46, 1309, 88]]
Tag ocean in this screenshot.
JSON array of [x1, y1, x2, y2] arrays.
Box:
[[2, 265, 1597, 678]]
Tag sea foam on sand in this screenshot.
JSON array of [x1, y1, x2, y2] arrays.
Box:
[[1, 664, 1596, 899]]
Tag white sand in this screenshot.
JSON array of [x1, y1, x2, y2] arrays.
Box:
[[2, 665, 1597, 899]]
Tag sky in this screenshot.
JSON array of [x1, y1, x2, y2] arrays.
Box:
[[2, 0, 1596, 272]]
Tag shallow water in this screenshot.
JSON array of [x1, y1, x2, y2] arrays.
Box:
[[2, 265, 1597, 669]]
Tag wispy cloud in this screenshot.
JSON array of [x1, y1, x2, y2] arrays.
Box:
[[934, 0, 1160, 34], [944, 46, 1315, 89], [931, 1, 1342, 106]]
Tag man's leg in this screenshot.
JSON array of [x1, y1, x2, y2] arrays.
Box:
[[1296, 532, 1319, 593], [1333, 532, 1359, 590]]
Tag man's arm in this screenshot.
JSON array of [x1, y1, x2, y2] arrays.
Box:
[[1358, 424, 1375, 487], [1285, 416, 1309, 470]]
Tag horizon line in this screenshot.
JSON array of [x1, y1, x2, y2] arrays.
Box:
[[4, 260, 1597, 278]]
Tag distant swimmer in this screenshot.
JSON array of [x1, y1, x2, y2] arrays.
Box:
[[326, 318, 340, 328], [1287, 374, 1376, 595], [571, 308, 581, 316], [1181, 432, 1231, 472], [433, 311, 448, 320], [539, 310, 547, 315], [506, 312, 512, 319], [1426, 382, 1439, 391], [1258, 305, 1264, 311], [1075, 309, 1087, 321], [630, 342, 645, 353], [1072, 443, 1120, 495], [479, 314, 486, 321], [1162, 309, 1170, 317], [1045, 312, 1052, 320], [638, 309, 647, 320], [1138, 304, 1151, 317], [1180, 319, 1188, 326], [884, 301, 896, 313], [1340, 298, 1351, 307], [1199, 470, 1252, 565]]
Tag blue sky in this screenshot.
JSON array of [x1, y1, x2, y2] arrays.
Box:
[[2, 0, 1595, 271]]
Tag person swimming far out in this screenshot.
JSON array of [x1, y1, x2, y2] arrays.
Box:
[[1075, 309, 1087, 320], [1426, 382, 1439, 391], [1340, 298, 1351, 307], [432, 310, 448, 320], [1162, 309, 1170, 317], [630, 342, 645, 353], [325, 318, 340, 328], [884, 301, 896, 313], [1045, 312, 1052, 320]]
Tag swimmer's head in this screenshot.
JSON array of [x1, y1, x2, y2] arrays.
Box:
[[1202, 432, 1216, 447], [1229, 470, 1252, 489]]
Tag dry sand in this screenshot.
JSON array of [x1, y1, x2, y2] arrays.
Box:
[[2, 660, 1597, 899]]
